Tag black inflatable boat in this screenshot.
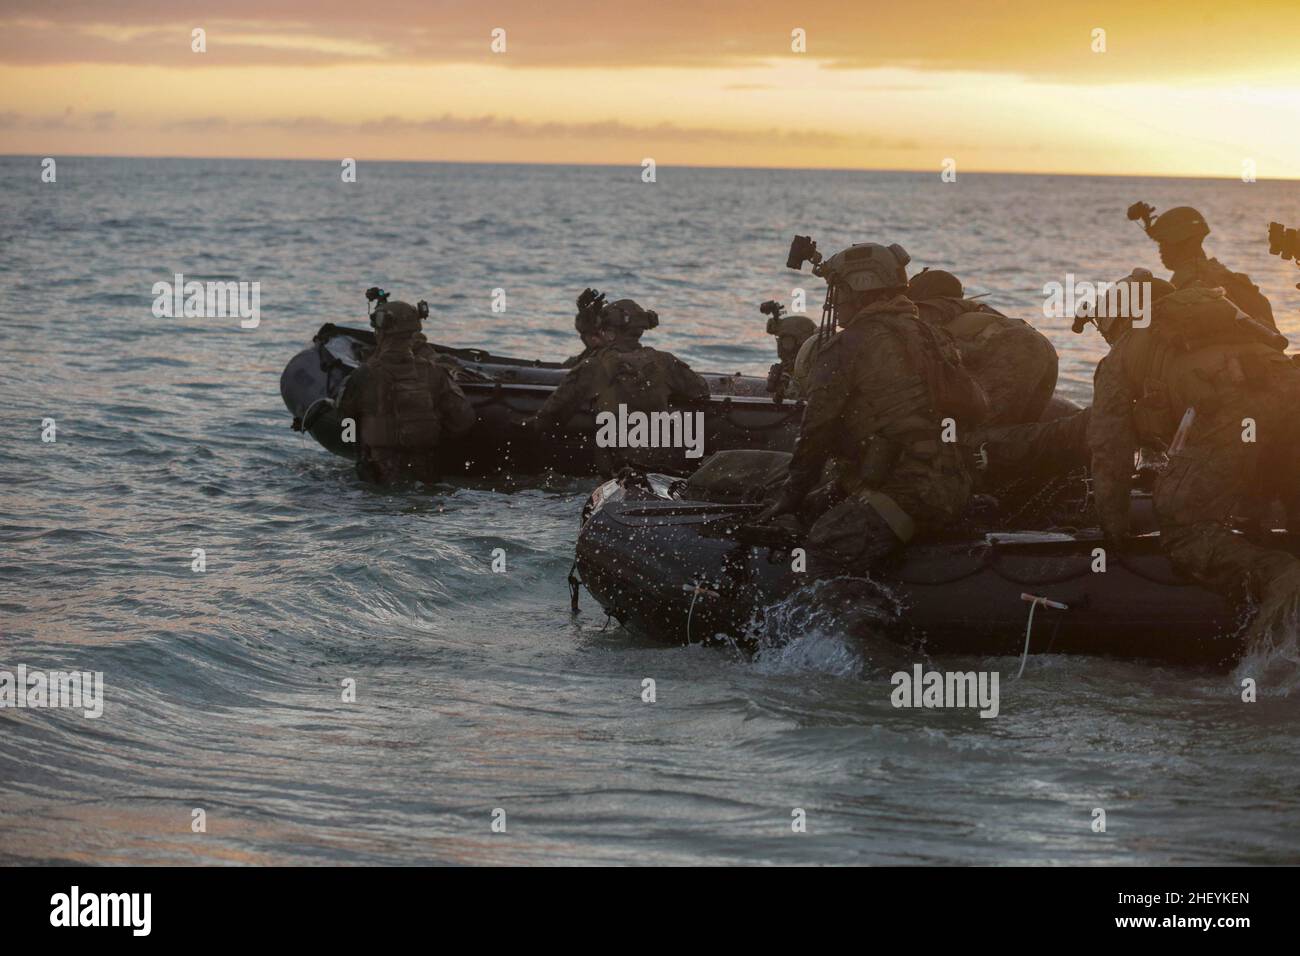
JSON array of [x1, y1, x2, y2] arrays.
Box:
[[573, 468, 1263, 668], [280, 324, 803, 477]]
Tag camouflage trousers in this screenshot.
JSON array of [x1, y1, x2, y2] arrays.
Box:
[[806, 445, 972, 571]]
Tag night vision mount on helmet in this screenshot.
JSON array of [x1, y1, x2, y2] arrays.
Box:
[[1269, 221, 1300, 290], [785, 234, 911, 338]]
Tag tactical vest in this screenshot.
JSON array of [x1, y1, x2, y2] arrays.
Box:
[[361, 356, 446, 452], [1123, 287, 1291, 441]]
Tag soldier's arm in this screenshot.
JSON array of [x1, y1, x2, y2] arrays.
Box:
[[534, 361, 594, 428], [1231, 273, 1276, 331], [1087, 353, 1137, 541], [335, 367, 366, 422], [778, 342, 849, 507], [667, 357, 711, 404], [440, 373, 478, 438]]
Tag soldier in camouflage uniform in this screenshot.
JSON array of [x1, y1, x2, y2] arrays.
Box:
[[531, 298, 710, 473], [1087, 273, 1300, 645], [1141, 206, 1277, 330], [765, 312, 817, 397], [759, 243, 986, 571], [336, 300, 476, 485], [908, 268, 1059, 426]]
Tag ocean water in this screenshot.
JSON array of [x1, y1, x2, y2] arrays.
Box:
[[2, 156, 1300, 865]]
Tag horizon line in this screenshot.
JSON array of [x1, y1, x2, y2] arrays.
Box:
[[3, 151, 1295, 183]]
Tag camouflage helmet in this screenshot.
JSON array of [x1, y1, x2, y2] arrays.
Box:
[[1146, 206, 1210, 245], [371, 300, 423, 334], [766, 314, 817, 343], [601, 298, 659, 333], [823, 242, 911, 294], [907, 268, 964, 300]]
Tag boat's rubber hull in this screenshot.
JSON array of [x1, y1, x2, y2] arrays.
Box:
[[574, 479, 1254, 668]]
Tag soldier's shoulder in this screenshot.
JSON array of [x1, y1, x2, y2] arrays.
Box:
[[821, 327, 855, 351], [578, 345, 618, 364], [848, 311, 904, 339], [1094, 345, 1133, 376], [1210, 258, 1262, 290], [1194, 256, 1257, 287], [1188, 257, 1229, 283], [642, 345, 687, 364], [567, 355, 607, 382]]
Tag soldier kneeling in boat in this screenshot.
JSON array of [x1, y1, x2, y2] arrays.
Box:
[[758, 240, 987, 573], [1086, 270, 1300, 647], [760, 300, 817, 399], [530, 296, 710, 474], [336, 299, 476, 485]]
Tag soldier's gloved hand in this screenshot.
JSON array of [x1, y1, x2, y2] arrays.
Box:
[[576, 288, 605, 315]]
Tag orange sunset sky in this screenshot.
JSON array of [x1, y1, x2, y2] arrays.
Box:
[[2, 0, 1299, 177]]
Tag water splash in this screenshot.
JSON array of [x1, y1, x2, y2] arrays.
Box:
[[1234, 601, 1300, 697], [745, 576, 910, 678]]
